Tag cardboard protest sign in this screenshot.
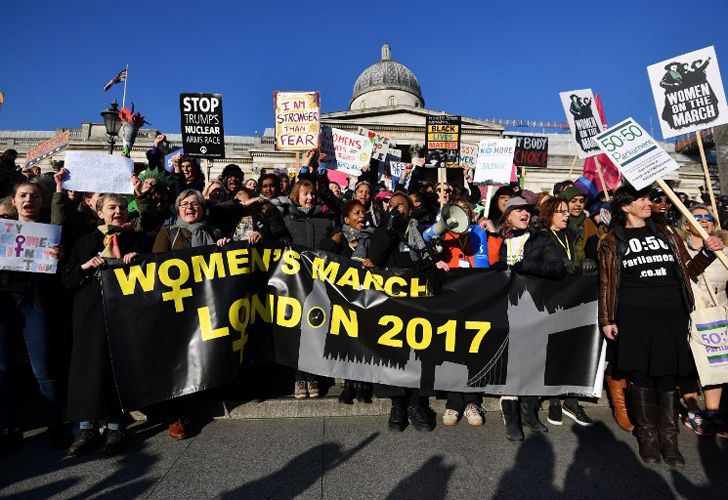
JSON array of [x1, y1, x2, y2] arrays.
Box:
[[320, 126, 373, 177], [647, 46, 728, 139], [559, 89, 604, 158], [0, 219, 61, 274], [594, 118, 679, 190], [426, 115, 461, 168], [385, 147, 402, 164], [25, 131, 69, 166], [389, 161, 408, 179], [459, 143, 478, 169], [474, 139, 517, 185], [164, 148, 184, 173], [180, 93, 225, 159], [502, 134, 549, 168], [62, 152, 134, 194], [274, 91, 320, 150], [356, 127, 391, 162]]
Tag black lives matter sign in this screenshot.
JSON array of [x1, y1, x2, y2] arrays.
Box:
[[180, 93, 225, 159]]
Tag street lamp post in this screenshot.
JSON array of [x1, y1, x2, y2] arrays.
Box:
[[100, 100, 121, 154]]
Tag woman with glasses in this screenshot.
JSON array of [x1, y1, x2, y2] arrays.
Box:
[[676, 204, 728, 438], [599, 186, 724, 466]]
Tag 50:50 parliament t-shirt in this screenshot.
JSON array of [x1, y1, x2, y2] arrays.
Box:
[[619, 226, 682, 307]]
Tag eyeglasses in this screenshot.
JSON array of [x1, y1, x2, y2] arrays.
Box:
[[557, 210, 570, 215], [651, 196, 671, 204], [437, 189, 452, 194], [180, 202, 202, 209], [693, 214, 715, 222]]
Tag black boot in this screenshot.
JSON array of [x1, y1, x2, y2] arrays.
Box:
[[338, 380, 354, 405], [520, 396, 548, 433], [67, 428, 98, 456], [388, 398, 407, 432], [631, 386, 661, 465], [501, 397, 524, 441], [355, 382, 372, 403], [657, 390, 685, 467]]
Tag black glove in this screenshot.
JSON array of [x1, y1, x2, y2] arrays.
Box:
[[384, 209, 407, 234], [580, 258, 598, 276]]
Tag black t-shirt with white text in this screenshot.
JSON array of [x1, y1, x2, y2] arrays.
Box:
[[619, 226, 682, 307]]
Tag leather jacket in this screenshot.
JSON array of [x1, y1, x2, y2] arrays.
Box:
[[598, 218, 715, 328]]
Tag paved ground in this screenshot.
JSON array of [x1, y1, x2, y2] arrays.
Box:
[[1, 407, 726, 499]]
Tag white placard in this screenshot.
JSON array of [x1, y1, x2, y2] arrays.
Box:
[[647, 45, 728, 139], [320, 126, 374, 177], [593, 117, 679, 190], [357, 127, 391, 162], [0, 219, 62, 274], [474, 139, 516, 185], [63, 152, 134, 194], [559, 88, 605, 158]]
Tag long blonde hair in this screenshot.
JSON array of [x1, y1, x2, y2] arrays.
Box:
[[677, 204, 728, 245]]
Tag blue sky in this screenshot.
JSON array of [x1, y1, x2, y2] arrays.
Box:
[[1, 0, 727, 139]]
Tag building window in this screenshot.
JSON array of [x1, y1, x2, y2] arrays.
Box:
[[388, 96, 397, 106]]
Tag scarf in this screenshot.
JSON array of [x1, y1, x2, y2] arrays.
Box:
[[342, 225, 374, 259], [176, 219, 216, 247], [98, 225, 123, 258], [404, 219, 427, 262]]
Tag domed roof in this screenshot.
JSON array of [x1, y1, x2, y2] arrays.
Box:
[[351, 44, 423, 105]]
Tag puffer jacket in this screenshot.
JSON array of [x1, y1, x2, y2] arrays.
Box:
[[284, 204, 338, 249], [598, 218, 715, 328]]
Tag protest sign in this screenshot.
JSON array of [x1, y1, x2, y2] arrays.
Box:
[[320, 126, 373, 177], [503, 134, 549, 168], [593, 118, 678, 190], [459, 143, 478, 169], [180, 93, 225, 159], [647, 46, 728, 139], [385, 147, 402, 165], [164, 148, 184, 173], [426, 115, 461, 168], [0, 219, 61, 274], [101, 243, 603, 409], [474, 138, 517, 185], [559, 89, 604, 158], [62, 151, 134, 194], [356, 127, 391, 162], [25, 130, 69, 166], [389, 161, 408, 179], [274, 91, 320, 151]]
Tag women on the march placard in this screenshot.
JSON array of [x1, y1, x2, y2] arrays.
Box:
[[598, 186, 724, 467]]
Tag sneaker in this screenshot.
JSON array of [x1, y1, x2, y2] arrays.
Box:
[[307, 381, 319, 398], [464, 403, 484, 427], [562, 401, 594, 427], [67, 429, 98, 456], [547, 403, 563, 426], [442, 409, 460, 427], [294, 381, 307, 399], [388, 404, 407, 432], [104, 429, 125, 455], [408, 405, 433, 432], [683, 411, 715, 437], [706, 413, 728, 439]]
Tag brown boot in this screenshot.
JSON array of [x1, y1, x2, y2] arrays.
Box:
[[657, 390, 685, 468], [631, 386, 661, 464], [606, 375, 635, 432]]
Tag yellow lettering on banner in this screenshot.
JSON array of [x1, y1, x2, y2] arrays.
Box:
[[229, 298, 251, 361], [378, 315, 404, 348], [251, 294, 273, 323], [250, 248, 272, 272], [384, 276, 407, 297], [336, 267, 360, 289], [114, 263, 157, 295], [158, 259, 192, 312], [312, 257, 340, 281], [198, 306, 230, 341], [281, 250, 301, 275], [330, 305, 358, 337], [409, 278, 429, 297], [361, 271, 384, 291], [227, 249, 250, 276], [406, 317, 432, 350], [276, 296, 302, 327], [191, 253, 226, 282]]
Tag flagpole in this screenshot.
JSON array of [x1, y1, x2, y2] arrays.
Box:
[[122, 64, 128, 109]]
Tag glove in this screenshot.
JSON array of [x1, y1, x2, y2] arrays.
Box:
[[580, 258, 598, 276], [384, 209, 407, 234]]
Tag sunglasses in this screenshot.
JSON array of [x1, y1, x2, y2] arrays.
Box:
[[650, 196, 671, 204], [693, 214, 715, 222], [437, 189, 452, 194]]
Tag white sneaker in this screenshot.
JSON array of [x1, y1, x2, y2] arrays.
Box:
[[442, 409, 459, 427], [464, 403, 484, 427], [294, 381, 307, 399]]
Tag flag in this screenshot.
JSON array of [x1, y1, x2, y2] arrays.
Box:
[[103, 69, 127, 92], [582, 95, 621, 193], [0, 91, 4, 110]]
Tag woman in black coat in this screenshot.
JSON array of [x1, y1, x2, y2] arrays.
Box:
[[63, 193, 143, 456]]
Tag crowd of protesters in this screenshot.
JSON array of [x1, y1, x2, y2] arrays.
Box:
[[1, 136, 727, 469]]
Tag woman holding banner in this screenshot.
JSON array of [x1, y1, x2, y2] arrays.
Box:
[[599, 186, 723, 467], [677, 204, 728, 438]]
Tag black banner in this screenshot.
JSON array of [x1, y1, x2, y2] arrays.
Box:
[[180, 93, 225, 159], [425, 115, 461, 168], [503, 134, 549, 168], [101, 243, 604, 410]]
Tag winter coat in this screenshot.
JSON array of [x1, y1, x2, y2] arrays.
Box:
[[283, 205, 338, 250], [210, 199, 291, 244], [519, 227, 568, 279], [684, 231, 728, 308], [152, 223, 224, 253]]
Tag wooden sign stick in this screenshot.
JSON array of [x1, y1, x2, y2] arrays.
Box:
[[567, 154, 578, 178], [657, 178, 728, 270], [483, 185, 494, 219], [593, 156, 611, 201], [438, 167, 447, 208], [695, 131, 720, 227]]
